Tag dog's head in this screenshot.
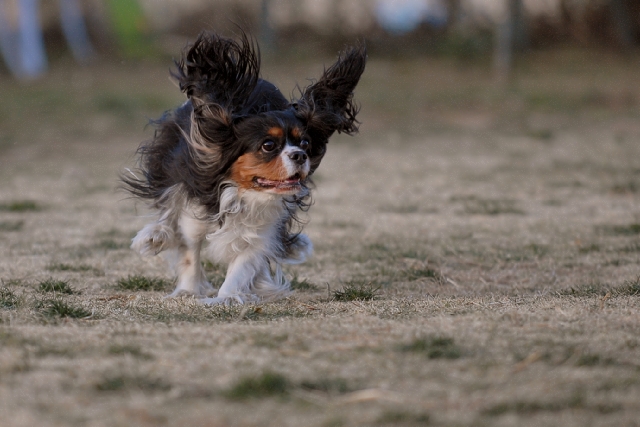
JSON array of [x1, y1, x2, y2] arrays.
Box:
[[174, 31, 366, 196]]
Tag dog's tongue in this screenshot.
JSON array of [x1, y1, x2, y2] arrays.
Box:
[[257, 177, 300, 188]]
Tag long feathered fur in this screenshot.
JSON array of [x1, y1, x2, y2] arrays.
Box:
[[294, 42, 367, 173], [122, 31, 366, 304], [122, 32, 287, 215], [173, 31, 260, 114]]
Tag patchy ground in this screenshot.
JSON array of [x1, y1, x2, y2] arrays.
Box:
[[1, 49, 640, 427]]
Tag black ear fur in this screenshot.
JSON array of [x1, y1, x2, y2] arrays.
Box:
[[173, 31, 261, 124], [170, 31, 262, 189], [295, 43, 367, 140], [173, 31, 260, 142]]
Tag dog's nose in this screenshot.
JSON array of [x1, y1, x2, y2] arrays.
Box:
[[288, 150, 308, 165]]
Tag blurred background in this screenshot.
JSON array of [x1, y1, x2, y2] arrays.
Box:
[[1, 0, 640, 153]]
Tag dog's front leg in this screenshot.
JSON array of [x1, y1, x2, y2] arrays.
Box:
[[200, 252, 263, 305]]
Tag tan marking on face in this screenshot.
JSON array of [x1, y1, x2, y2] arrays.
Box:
[[291, 127, 302, 139], [267, 127, 284, 139], [230, 152, 288, 190]]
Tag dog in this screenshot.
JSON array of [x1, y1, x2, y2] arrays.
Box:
[[122, 31, 366, 305]]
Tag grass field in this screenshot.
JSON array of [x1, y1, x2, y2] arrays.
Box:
[[1, 48, 640, 426]]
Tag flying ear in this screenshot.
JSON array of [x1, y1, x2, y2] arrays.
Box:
[[171, 31, 261, 171], [175, 31, 260, 111], [173, 31, 260, 140], [295, 43, 367, 141]]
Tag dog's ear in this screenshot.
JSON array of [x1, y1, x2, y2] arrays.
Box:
[[173, 31, 260, 144], [294, 43, 367, 142]]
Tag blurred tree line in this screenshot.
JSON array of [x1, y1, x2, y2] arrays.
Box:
[[1, 0, 639, 79]]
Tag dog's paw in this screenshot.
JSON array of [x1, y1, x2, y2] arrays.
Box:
[[165, 281, 218, 299], [164, 288, 194, 299], [131, 223, 174, 256], [200, 293, 259, 306]]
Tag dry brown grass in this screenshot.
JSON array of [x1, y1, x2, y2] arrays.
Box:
[[1, 50, 640, 426]]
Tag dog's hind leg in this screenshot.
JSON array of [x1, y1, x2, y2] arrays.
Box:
[[165, 209, 217, 298]]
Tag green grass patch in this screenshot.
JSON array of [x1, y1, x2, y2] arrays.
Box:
[[333, 282, 380, 301], [483, 399, 576, 416], [0, 220, 24, 232], [578, 243, 601, 253], [398, 336, 461, 359], [616, 224, 640, 235], [614, 277, 640, 296], [223, 372, 290, 400], [46, 263, 95, 273], [115, 275, 172, 292], [575, 353, 614, 367], [0, 200, 40, 212], [598, 223, 640, 236], [95, 374, 171, 392], [0, 287, 20, 309], [37, 278, 76, 294], [36, 298, 91, 318]]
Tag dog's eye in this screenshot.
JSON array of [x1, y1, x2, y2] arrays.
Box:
[[262, 140, 276, 152], [299, 140, 310, 151]]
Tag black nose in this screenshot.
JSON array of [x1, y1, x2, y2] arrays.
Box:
[[288, 150, 308, 165]]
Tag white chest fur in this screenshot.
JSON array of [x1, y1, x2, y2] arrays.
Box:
[[205, 186, 287, 264]]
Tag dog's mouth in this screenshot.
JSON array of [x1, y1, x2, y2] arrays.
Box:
[[253, 173, 304, 191]]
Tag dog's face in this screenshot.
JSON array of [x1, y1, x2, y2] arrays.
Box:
[[230, 111, 312, 195]]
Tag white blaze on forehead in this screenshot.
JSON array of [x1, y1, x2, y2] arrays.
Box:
[[280, 143, 310, 177]]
